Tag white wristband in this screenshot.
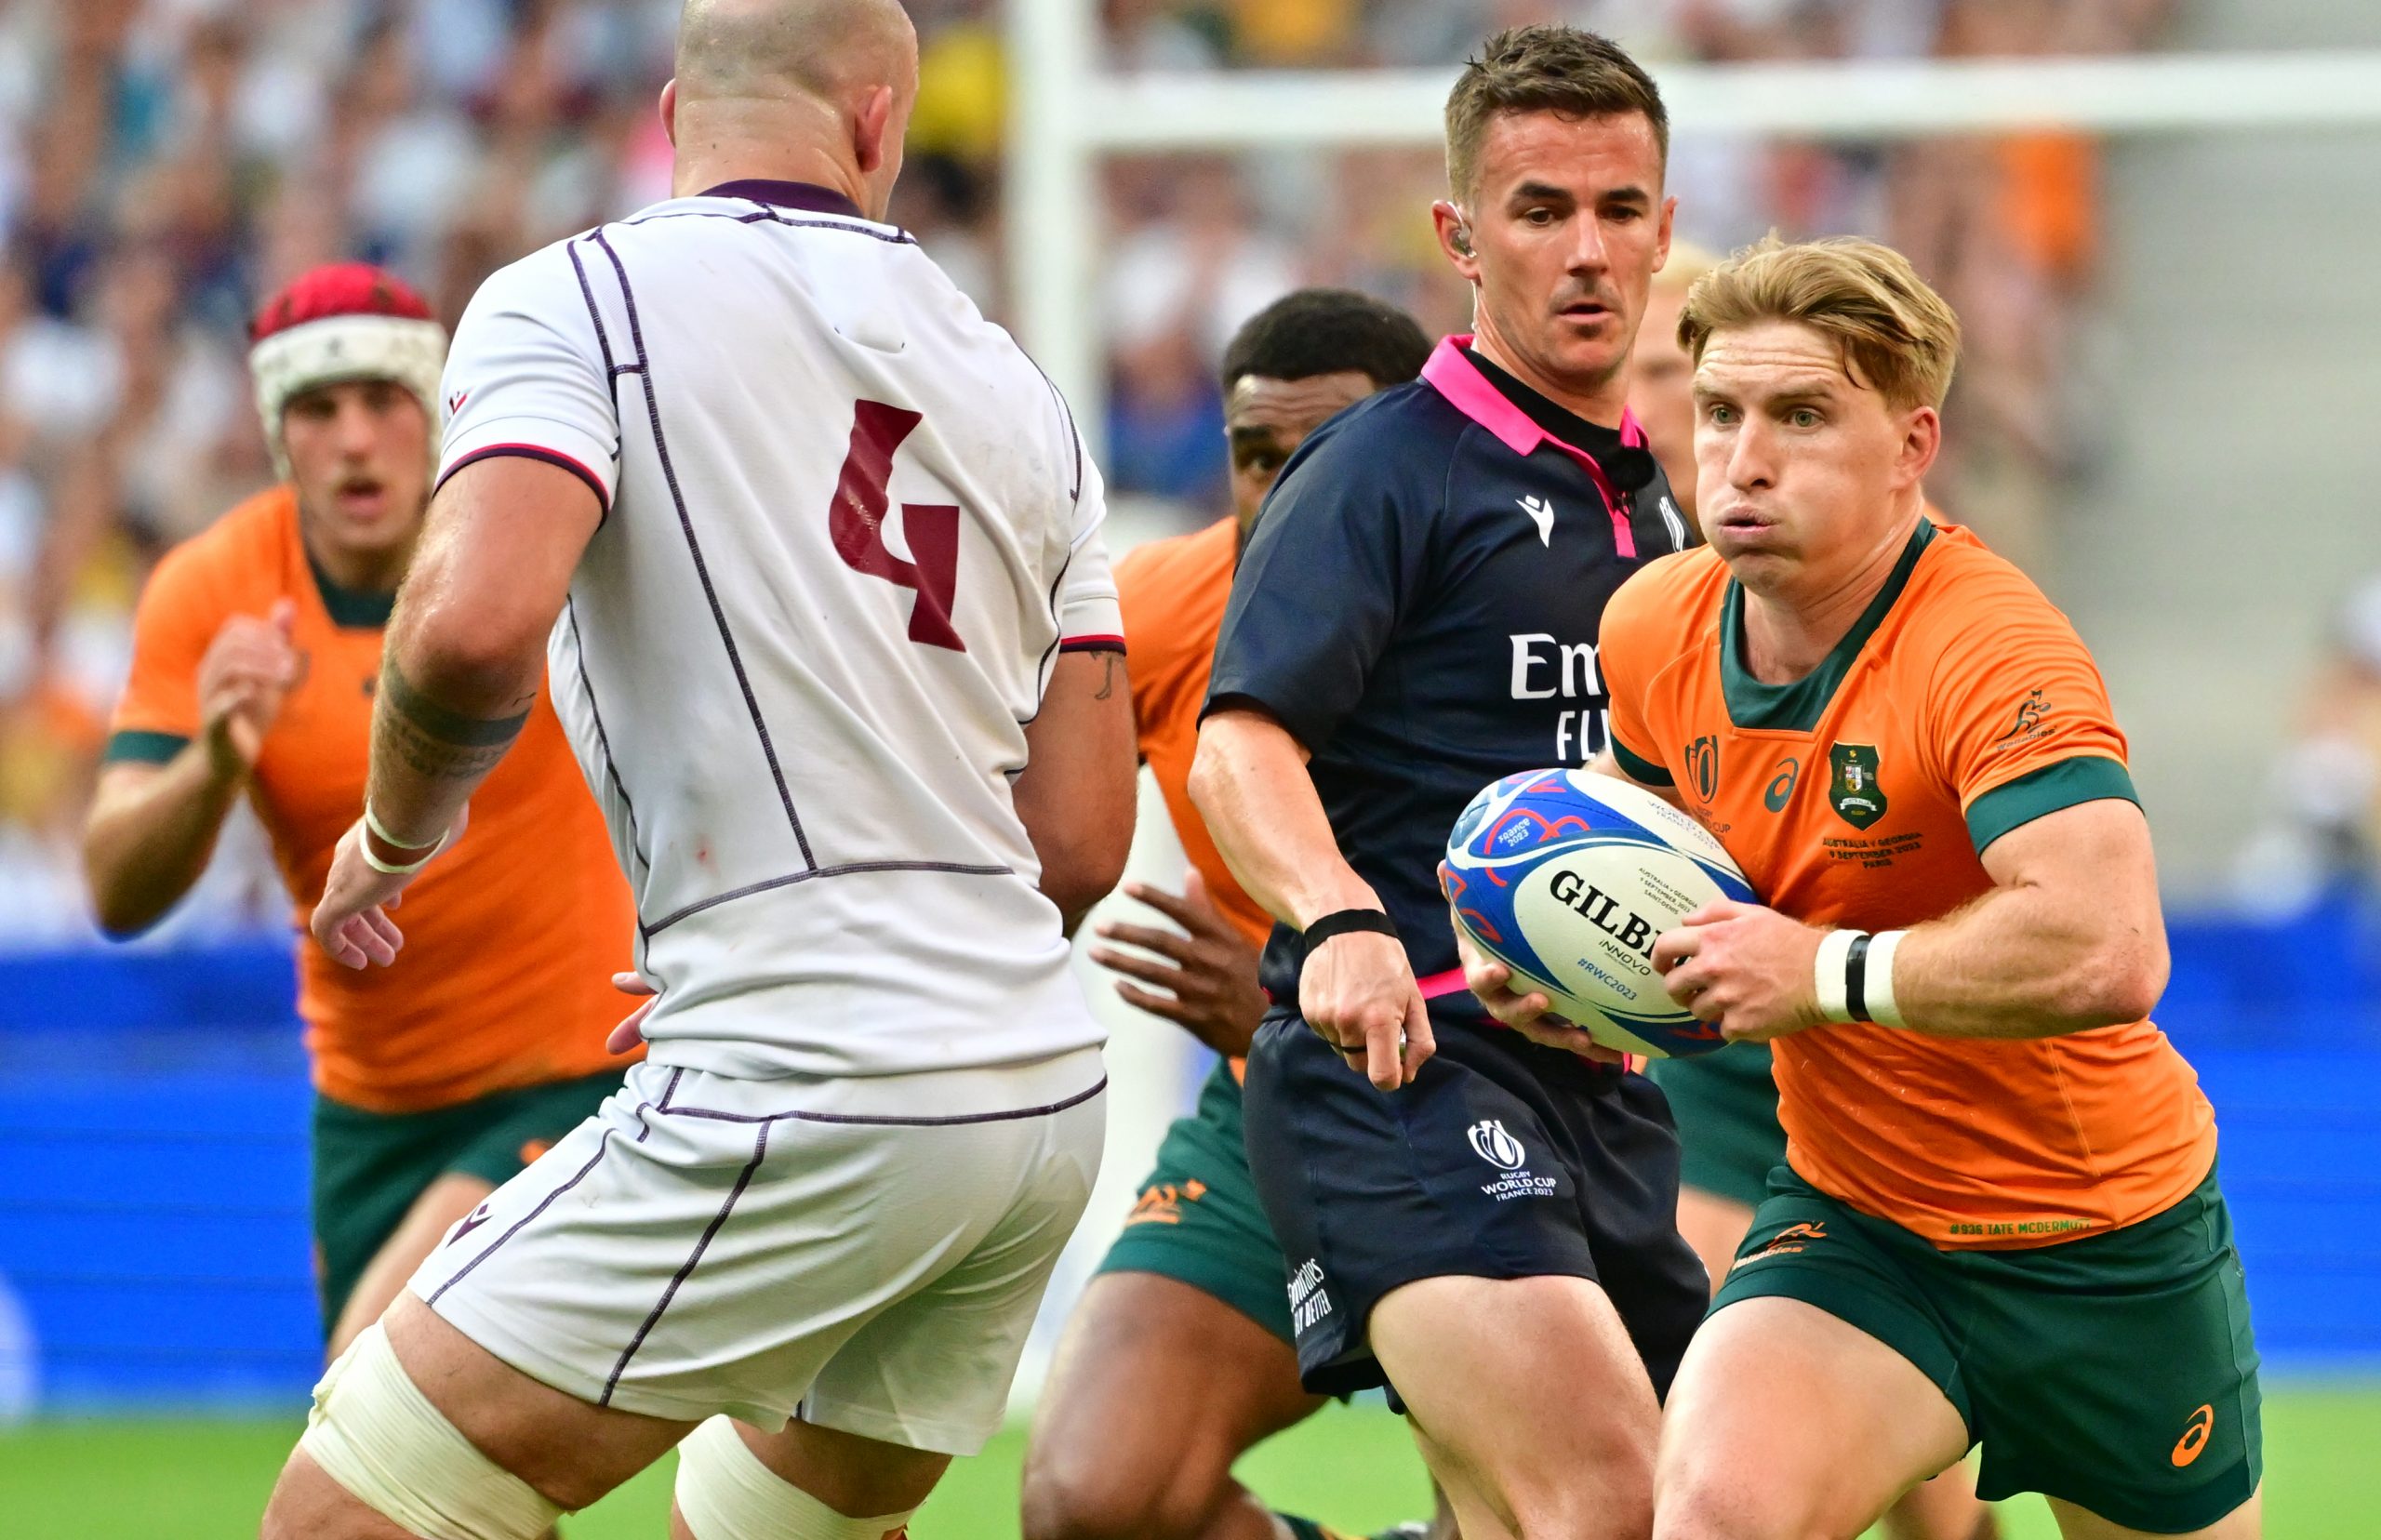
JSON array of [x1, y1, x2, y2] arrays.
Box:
[[1813, 928, 1865, 1023], [1866, 929, 1908, 1028], [360, 800, 447, 877], [359, 839, 438, 877], [364, 799, 444, 853]]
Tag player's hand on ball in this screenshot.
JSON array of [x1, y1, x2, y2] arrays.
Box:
[[1297, 928, 1433, 1090], [1653, 899, 1827, 1043], [1091, 872, 1270, 1057], [1454, 922, 1626, 1064], [309, 804, 467, 970]]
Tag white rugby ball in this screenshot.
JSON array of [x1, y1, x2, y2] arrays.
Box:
[[1441, 768, 1756, 1057]]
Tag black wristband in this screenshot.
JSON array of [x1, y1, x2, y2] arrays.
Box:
[[1301, 908, 1401, 951], [1844, 932, 1874, 1023]]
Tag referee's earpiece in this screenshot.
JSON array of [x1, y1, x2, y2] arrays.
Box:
[[1452, 226, 1473, 257]]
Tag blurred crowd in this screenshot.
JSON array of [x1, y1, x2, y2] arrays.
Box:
[[6, 0, 2307, 944]]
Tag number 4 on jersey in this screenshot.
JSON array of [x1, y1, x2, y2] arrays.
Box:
[[831, 401, 964, 652]]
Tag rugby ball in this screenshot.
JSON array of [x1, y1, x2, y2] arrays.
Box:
[[1439, 768, 1756, 1058]]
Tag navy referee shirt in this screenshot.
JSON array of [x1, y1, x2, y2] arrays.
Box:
[[1204, 334, 1690, 1024]]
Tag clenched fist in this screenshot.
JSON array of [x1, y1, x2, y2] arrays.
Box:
[[198, 598, 304, 777]]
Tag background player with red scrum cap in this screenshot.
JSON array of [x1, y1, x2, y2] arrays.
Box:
[[82, 263, 640, 1359]]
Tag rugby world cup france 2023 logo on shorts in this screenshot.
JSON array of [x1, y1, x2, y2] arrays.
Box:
[[1441, 769, 1757, 1059]]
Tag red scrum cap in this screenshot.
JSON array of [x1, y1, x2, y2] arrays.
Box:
[[248, 263, 446, 477]]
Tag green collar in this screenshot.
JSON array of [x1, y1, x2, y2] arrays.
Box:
[[1721, 518, 1935, 732], [306, 547, 396, 629]]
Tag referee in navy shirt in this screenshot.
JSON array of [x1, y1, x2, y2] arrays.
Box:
[[1189, 27, 1708, 1540]]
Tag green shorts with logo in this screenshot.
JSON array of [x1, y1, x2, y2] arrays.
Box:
[[1095, 1059, 1295, 1343], [311, 1069, 627, 1334], [1645, 1041, 1784, 1210], [1717, 1162, 2261, 1533]]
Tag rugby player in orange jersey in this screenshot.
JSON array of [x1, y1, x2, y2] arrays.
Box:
[[1023, 289, 1445, 1540], [83, 264, 638, 1359], [1624, 244, 2001, 1540], [1469, 236, 2259, 1539]]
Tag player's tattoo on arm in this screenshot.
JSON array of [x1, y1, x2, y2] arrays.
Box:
[[376, 661, 533, 781], [1094, 651, 1122, 701]]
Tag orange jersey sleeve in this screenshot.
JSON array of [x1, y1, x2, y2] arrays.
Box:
[[1596, 549, 1723, 790], [1115, 518, 1276, 951], [108, 510, 279, 760], [1918, 563, 2139, 856]]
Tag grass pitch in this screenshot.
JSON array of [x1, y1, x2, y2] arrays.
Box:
[[3, 1385, 2372, 1537]]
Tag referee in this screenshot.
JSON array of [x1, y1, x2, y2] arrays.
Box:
[[1189, 26, 1705, 1540]]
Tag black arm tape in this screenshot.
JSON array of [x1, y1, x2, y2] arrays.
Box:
[[1301, 908, 1401, 950]]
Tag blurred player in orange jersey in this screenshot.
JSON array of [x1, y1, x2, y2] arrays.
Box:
[[1024, 289, 1444, 1540], [1627, 241, 2001, 1540], [82, 264, 638, 1358]]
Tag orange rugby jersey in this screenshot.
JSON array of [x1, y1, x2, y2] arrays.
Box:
[[1601, 518, 2215, 1247], [108, 485, 638, 1111], [1116, 515, 1277, 953]]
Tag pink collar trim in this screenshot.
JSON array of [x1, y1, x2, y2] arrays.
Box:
[[1420, 335, 1644, 558]]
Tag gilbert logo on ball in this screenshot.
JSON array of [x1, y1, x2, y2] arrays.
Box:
[[1442, 768, 1757, 1058]]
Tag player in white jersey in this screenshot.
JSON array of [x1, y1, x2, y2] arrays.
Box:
[[260, 2, 1137, 1536]]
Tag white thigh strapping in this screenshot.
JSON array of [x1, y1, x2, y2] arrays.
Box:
[[299, 1321, 565, 1540], [673, 1415, 915, 1540]]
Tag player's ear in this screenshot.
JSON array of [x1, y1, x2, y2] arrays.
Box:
[[854, 83, 896, 178], [1433, 201, 1481, 282], [1897, 405, 1943, 487], [658, 80, 678, 147], [1655, 195, 1677, 270]]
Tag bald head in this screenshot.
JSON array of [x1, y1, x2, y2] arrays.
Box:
[[676, 0, 916, 106], [665, 0, 919, 218]]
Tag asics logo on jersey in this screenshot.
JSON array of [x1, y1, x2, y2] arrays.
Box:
[[1763, 756, 1802, 813], [2171, 1403, 2215, 1467], [1515, 494, 1556, 547], [1468, 1119, 1527, 1171], [831, 401, 965, 652]]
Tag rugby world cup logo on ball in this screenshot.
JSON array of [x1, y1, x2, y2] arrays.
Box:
[[1440, 769, 1757, 1058]]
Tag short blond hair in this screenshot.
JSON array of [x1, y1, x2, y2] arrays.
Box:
[[1678, 235, 1961, 411]]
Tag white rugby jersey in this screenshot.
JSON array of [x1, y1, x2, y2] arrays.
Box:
[[436, 180, 1121, 1082]]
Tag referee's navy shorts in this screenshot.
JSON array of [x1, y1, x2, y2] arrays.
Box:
[[1242, 1014, 1708, 1402]]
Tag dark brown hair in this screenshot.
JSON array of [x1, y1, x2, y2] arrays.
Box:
[[1444, 25, 1669, 200]]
